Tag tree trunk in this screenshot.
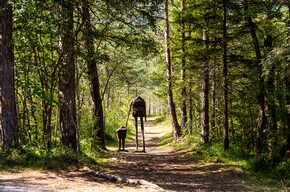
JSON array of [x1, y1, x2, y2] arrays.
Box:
[[201, 15, 209, 143], [211, 38, 217, 136], [0, 0, 19, 149], [189, 80, 193, 134], [286, 3, 290, 152], [83, 0, 105, 149], [222, 1, 229, 150], [264, 14, 277, 149], [164, 0, 181, 140], [180, 0, 187, 130], [59, 0, 77, 150], [243, 0, 266, 158]]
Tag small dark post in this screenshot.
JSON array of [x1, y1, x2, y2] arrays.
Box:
[[115, 126, 127, 151]]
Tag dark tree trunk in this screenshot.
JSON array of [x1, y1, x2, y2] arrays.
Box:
[[201, 16, 209, 143], [0, 0, 18, 150], [222, 1, 229, 150], [211, 38, 217, 136], [164, 0, 181, 140], [188, 25, 193, 134], [264, 14, 277, 145], [83, 0, 105, 149], [243, 0, 266, 158], [180, 0, 187, 130], [59, 0, 77, 150], [286, 3, 290, 152], [189, 79, 193, 134]]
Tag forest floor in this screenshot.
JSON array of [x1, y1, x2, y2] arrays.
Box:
[[0, 118, 285, 191]]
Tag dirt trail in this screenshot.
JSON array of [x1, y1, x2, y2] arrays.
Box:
[[109, 118, 251, 191], [0, 118, 255, 192]]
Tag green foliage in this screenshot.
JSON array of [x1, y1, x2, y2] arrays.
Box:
[[153, 115, 165, 124], [0, 146, 81, 170]]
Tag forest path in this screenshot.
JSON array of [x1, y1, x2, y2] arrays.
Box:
[[0, 118, 256, 192], [108, 117, 253, 191]]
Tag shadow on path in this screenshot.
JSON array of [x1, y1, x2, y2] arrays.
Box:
[[110, 118, 250, 191]]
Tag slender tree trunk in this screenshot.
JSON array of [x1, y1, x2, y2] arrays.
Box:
[[0, 0, 18, 149], [211, 39, 217, 136], [222, 1, 229, 150], [180, 0, 187, 130], [83, 0, 105, 149], [189, 79, 193, 134], [264, 14, 277, 149], [59, 0, 77, 150], [164, 0, 181, 140], [201, 15, 209, 143], [188, 25, 193, 134], [149, 96, 151, 117], [286, 3, 290, 152], [54, 105, 59, 147], [243, 0, 266, 158]]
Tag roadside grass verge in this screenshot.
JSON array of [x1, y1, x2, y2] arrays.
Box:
[[0, 145, 114, 172], [155, 118, 290, 191]]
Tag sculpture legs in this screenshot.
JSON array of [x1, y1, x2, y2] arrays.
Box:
[[140, 117, 145, 152], [122, 138, 125, 150], [118, 138, 121, 151], [135, 116, 138, 151]]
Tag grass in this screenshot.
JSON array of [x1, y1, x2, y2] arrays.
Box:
[[0, 145, 109, 172], [150, 116, 290, 191], [164, 132, 290, 191]]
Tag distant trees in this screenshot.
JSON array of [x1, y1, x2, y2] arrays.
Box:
[[0, 0, 18, 149]]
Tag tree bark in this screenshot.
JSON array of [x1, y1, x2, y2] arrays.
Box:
[[201, 14, 209, 143], [59, 0, 77, 150], [243, 0, 266, 158], [263, 13, 277, 146], [83, 0, 105, 149], [189, 79, 193, 134], [180, 0, 187, 130], [222, 1, 229, 150], [164, 0, 181, 140], [286, 2, 290, 152], [0, 0, 19, 149], [211, 38, 217, 136]]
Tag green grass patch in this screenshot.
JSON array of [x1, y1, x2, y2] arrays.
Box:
[[153, 116, 165, 124], [171, 136, 290, 191], [0, 145, 112, 172]]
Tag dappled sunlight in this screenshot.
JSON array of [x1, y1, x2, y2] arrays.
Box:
[[108, 117, 251, 191]]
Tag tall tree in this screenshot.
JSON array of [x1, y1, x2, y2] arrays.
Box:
[[0, 0, 18, 149], [82, 0, 105, 149], [164, 0, 181, 140], [286, 1, 290, 153], [201, 11, 209, 143], [58, 0, 77, 150], [222, 0, 229, 150], [180, 0, 187, 130], [263, 3, 277, 151], [243, 0, 266, 157], [211, 38, 217, 137]]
